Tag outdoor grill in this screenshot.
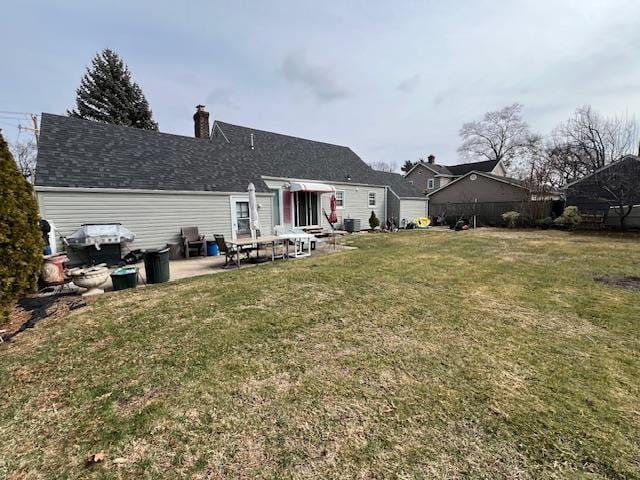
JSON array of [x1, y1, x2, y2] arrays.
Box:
[[65, 223, 136, 265]]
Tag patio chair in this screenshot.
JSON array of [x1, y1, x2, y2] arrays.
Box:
[[214, 234, 247, 266], [181, 227, 206, 259]]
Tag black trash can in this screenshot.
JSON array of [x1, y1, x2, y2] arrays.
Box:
[[144, 247, 170, 284]]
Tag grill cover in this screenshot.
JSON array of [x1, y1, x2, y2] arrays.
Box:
[[66, 223, 135, 248]]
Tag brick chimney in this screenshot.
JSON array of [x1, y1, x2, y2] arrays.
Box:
[[427, 154, 436, 164], [193, 105, 210, 139]]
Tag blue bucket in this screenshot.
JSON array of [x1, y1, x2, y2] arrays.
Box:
[[207, 241, 219, 256]]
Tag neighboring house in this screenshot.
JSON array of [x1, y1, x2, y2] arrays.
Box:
[[565, 155, 640, 228], [404, 154, 506, 193], [34, 107, 426, 253], [427, 170, 559, 224]]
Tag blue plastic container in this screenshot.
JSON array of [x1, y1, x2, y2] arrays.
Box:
[[207, 241, 219, 256]]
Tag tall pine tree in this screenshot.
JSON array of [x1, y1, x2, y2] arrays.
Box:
[[68, 49, 158, 130]]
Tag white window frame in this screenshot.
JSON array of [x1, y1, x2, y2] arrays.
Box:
[[229, 196, 253, 240], [294, 191, 321, 228], [368, 191, 377, 208], [427, 178, 435, 190], [335, 190, 345, 209]]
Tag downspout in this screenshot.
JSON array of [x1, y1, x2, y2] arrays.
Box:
[[384, 187, 388, 226]]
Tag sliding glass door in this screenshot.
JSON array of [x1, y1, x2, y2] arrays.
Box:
[[294, 191, 319, 227]]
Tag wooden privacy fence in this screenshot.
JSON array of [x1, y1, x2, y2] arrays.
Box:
[[429, 200, 556, 226]]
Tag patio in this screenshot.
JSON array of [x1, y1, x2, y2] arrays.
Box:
[[100, 237, 352, 293]]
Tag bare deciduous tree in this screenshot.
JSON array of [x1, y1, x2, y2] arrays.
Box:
[[457, 103, 531, 169], [550, 105, 638, 180], [369, 160, 398, 173], [593, 158, 640, 229], [512, 135, 569, 191], [9, 140, 37, 183]]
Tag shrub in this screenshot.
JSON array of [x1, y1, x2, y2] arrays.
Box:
[[369, 211, 380, 229], [537, 217, 553, 229], [0, 133, 42, 320], [501, 211, 520, 228], [443, 215, 458, 226], [554, 206, 581, 229]]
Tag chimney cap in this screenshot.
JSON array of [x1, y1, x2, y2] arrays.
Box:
[[195, 104, 206, 112], [427, 154, 436, 164]]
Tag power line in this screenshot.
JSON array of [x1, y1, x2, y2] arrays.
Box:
[[0, 111, 40, 143], [0, 115, 29, 121], [0, 110, 37, 116]]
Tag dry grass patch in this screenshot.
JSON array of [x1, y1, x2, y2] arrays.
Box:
[[1, 229, 639, 479]]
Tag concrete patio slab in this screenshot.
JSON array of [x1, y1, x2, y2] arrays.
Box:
[[96, 238, 352, 292]]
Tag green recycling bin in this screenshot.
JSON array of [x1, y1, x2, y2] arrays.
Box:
[[143, 247, 170, 284], [110, 266, 138, 291]]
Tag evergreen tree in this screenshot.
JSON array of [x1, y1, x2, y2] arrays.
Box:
[[68, 49, 159, 130], [0, 132, 42, 320], [400, 160, 416, 173], [369, 211, 380, 229]]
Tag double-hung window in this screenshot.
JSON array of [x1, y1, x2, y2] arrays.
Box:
[[427, 178, 435, 190], [335, 190, 345, 208], [368, 192, 377, 208]]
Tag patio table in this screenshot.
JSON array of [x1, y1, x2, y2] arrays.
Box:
[[227, 235, 283, 267], [278, 232, 316, 259]]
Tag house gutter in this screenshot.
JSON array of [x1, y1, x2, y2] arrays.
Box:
[[34, 186, 273, 197]]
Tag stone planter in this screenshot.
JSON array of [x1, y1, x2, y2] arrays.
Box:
[[67, 264, 110, 296]]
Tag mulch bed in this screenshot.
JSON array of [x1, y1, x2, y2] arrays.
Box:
[[594, 275, 640, 291], [1, 293, 89, 342]]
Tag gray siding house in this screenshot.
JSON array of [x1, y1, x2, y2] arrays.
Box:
[[427, 171, 538, 225], [565, 155, 640, 228], [34, 108, 426, 252], [428, 172, 529, 207], [405, 155, 506, 194]]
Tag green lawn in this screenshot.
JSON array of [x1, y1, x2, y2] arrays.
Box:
[[1, 229, 639, 479]]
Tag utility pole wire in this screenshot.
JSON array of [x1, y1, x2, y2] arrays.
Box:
[[18, 115, 40, 144], [0, 114, 30, 121], [0, 110, 38, 116]]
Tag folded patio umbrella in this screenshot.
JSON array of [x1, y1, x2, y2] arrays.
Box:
[[248, 183, 261, 233], [328, 194, 338, 224]]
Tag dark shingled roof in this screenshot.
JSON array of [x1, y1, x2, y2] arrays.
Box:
[[373, 171, 425, 198], [35, 114, 424, 198], [446, 159, 500, 176], [417, 163, 453, 175], [426, 170, 529, 197], [480, 171, 527, 187]]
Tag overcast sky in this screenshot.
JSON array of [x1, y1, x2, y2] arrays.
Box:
[[2, 0, 639, 168]]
